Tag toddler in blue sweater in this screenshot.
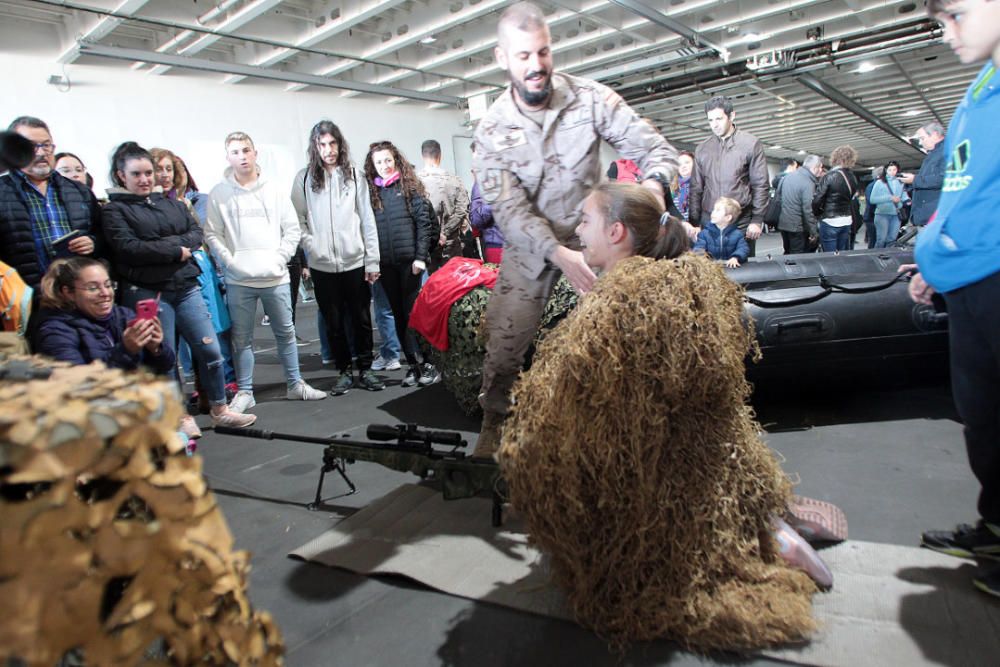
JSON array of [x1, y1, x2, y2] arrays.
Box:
[[692, 197, 750, 268]]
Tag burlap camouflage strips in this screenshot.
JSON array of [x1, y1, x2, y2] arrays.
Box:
[[0, 355, 283, 667], [420, 273, 578, 416]]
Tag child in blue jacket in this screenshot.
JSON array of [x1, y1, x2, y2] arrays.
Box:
[[907, 0, 1000, 599], [692, 197, 749, 268]]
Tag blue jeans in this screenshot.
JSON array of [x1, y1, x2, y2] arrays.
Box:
[[317, 310, 333, 362], [371, 281, 400, 360], [819, 222, 851, 252], [227, 283, 303, 391], [122, 284, 227, 405], [178, 333, 235, 383], [873, 213, 900, 249]]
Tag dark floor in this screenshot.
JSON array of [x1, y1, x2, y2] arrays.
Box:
[[193, 275, 988, 666]]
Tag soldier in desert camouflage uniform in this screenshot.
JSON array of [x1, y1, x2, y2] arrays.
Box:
[[471, 1, 687, 458], [417, 139, 471, 272]]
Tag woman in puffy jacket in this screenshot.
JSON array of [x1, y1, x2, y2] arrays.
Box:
[[812, 145, 860, 252], [101, 141, 254, 437], [364, 140, 436, 388], [34, 256, 174, 373]]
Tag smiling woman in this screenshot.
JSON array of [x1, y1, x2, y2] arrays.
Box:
[[33, 256, 175, 375]]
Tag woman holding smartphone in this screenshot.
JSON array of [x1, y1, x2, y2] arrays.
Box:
[[33, 257, 174, 373], [102, 141, 254, 436]]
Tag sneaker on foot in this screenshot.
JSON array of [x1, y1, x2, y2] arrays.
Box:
[[228, 390, 256, 414], [295, 335, 309, 347], [331, 372, 354, 396], [922, 521, 1000, 560], [287, 381, 326, 401], [358, 369, 385, 391], [372, 355, 401, 371], [261, 315, 270, 326], [973, 565, 1000, 598], [417, 362, 441, 387], [211, 408, 257, 428], [179, 415, 202, 440], [401, 365, 420, 387], [773, 516, 833, 589]]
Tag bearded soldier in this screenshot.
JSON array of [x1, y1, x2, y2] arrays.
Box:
[[472, 2, 689, 458]]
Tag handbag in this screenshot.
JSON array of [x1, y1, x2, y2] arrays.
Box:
[[763, 176, 784, 227], [836, 169, 864, 235]]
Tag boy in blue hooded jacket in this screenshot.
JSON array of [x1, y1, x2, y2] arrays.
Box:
[[692, 197, 749, 268], [905, 0, 1000, 599]]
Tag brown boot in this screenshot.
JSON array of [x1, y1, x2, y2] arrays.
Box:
[[471, 411, 505, 460]]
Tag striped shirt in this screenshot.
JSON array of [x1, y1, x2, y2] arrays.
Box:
[[10, 170, 71, 274]]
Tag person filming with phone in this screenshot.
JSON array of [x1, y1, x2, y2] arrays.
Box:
[[33, 257, 175, 373]]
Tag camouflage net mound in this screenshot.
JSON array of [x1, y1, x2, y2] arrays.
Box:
[[423, 271, 578, 416], [0, 356, 283, 666], [497, 255, 817, 651]]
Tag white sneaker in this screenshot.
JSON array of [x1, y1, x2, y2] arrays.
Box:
[[372, 355, 401, 371], [261, 315, 270, 326], [211, 408, 257, 429], [179, 415, 203, 439], [229, 390, 256, 413], [287, 381, 326, 401]]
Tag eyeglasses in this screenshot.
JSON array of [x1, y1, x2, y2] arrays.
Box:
[[33, 142, 56, 154], [74, 281, 117, 294]]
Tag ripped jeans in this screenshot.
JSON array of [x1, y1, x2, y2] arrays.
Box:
[[122, 283, 228, 406]]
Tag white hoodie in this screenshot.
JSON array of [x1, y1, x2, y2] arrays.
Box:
[[205, 167, 301, 288], [291, 166, 380, 274]]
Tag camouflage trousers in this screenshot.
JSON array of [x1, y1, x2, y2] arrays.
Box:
[[479, 262, 561, 415]]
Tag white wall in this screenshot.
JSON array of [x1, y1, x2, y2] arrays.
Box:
[[0, 53, 470, 194]]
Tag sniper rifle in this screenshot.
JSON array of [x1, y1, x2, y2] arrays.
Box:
[[215, 424, 507, 525]]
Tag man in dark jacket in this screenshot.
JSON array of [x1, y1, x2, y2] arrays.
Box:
[[689, 96, 770, 257], [0, 116, 102, 290], [899, 122, 946, 226], [777, 155, 823, 254]]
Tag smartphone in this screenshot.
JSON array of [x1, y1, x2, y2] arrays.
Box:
[[134, 297, 159, 321], [127, 296, 161, 327], [51, 229, 82, 258]]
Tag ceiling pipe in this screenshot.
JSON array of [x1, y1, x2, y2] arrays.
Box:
[[77, 43, 463, 106], [608, 0, 730, 63], [795, 72, 914, 151], [198, 0, 241, 25]]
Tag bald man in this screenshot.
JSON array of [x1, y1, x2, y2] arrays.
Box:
[[471, 1, 683, 458]]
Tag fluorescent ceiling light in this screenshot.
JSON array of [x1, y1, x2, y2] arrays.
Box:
[[855, 62, 879, 73], [770, 145, 783, 150], [420, 36, 437, 44], [903, 109, 922, 116]]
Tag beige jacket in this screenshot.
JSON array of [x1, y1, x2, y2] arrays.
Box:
[[417, 165, 471, 243], [472, 72, 678, 279]]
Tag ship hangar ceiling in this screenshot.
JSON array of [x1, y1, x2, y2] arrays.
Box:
[[0, 0, 983, 167]]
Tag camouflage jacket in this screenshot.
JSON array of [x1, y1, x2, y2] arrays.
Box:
[[417, 165, 471, 243], [473, 72, 678, 279]]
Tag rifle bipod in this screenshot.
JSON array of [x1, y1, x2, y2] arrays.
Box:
[[307, 447, 357, 511]]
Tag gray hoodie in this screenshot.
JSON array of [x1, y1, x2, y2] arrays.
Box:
[[205, 167, 301, 288], [291, 166, 380, 274]]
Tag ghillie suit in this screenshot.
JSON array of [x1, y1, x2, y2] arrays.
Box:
[[498, 255, 817, 651]]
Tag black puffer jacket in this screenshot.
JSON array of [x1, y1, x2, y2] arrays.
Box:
[[102, 190, 202, 292], [372, 181, 434, 266], [0, 171, 103, 289], [812, 167, 859, 219]]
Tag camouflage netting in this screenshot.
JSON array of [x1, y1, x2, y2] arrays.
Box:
[[497, 255, 817, 652], [0, 356, 284, 667], [422, 270, 579, 416]]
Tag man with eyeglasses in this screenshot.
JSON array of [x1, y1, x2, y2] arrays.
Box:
[[0, 116, 103, 291]]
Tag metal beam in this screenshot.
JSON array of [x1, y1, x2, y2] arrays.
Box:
[[148, 0, 284, 76], [890, 54, 946, 126], [77, 43, 462, 105], [57, 0, 149, 64], [795, 72, 914, 152], [608, 0, 729, 63]]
